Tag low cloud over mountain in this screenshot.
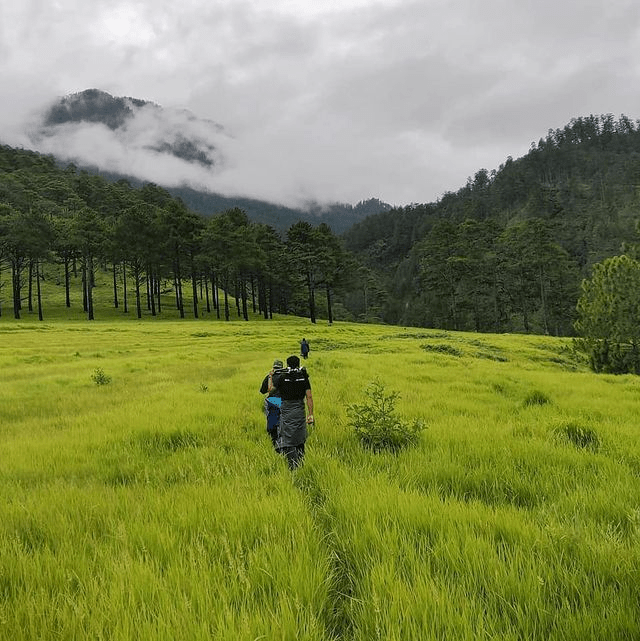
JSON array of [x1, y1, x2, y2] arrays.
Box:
[[29, 89, 232, 194], [13, 89, 389, 233]]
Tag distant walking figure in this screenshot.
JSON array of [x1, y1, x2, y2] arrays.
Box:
[[260, 359, 283, 449], [270, 355, 314, 470], [300, 338, 310, 359]]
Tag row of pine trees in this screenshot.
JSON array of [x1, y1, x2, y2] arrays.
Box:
[[0, 146, 356, 323]]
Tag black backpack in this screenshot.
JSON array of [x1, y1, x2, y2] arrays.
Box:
[[273, 367, 309, 400]]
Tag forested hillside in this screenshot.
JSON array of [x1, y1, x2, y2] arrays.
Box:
[[87, 171, 390, 235], [344, 114, 640, 334], [154, 186, 391, 235]]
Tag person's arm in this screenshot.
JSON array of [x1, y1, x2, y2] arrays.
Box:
[[305, 389, 314, 423]]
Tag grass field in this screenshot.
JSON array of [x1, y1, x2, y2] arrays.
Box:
[[1, 305, 639, 639]]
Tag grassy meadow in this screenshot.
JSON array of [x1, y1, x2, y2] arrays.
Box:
[[1, 299, 639, 639]]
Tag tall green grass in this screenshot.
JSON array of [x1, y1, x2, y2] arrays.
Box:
[[0, 316, 638, 640]]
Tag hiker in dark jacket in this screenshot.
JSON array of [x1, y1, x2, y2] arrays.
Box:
[[269, 355, 314, 470], [300, 338, 310, 359], [260, 359, 283, 449]]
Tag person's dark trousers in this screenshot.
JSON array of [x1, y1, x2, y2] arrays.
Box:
[[280, 443, 305, 470], [266, 402, 280, 450]]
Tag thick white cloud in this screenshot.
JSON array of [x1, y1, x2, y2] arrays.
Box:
[[1, 0, 639, 207]]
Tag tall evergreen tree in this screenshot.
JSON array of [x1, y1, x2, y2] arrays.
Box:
[[576, 254, 640, 373]]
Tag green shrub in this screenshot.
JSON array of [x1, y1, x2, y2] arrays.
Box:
[[347, 380, 425, 453], [421, 343, 463, 357], [523, 390, 551, 407], [553, 422, 600, 451], [91, 368, 111, 386], [575, 337, 640, 375]]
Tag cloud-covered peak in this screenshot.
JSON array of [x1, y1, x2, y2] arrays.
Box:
[[43, 88, 155, 130], [29, 89, 230, 187]]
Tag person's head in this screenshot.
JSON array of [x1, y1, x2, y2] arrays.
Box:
[[287, 354, 300, 368], [272, 359, 283, 369]]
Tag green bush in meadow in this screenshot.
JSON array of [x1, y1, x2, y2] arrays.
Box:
[[347, 380, 425, 452]]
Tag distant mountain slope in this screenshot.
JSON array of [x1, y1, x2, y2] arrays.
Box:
[[27, 89, 389, 234], [343, 113, 640, 329], [346, 114, 640, 268], [85, 166, 389, 234], [170, 186, 392, 234]]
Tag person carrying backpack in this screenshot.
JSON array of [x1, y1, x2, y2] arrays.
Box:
[[259, 359, 283, 449], [269, 355, 314, 470], [300, 338, 310, 359]]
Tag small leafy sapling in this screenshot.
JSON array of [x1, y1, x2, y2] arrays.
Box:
[[91, 368, 112, 386], [347, 380, 425, 453]]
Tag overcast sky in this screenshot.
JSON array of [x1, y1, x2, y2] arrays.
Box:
[[1, 0, 639, 208]]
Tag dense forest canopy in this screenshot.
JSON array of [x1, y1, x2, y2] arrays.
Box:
[[2, 113, 640, 334], [343, 114, 640, 334]]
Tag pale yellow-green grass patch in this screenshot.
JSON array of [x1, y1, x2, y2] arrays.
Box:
[[1, 317, 639, 640]]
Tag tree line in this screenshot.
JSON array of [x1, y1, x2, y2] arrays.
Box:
[[0, 145, 360, 323]]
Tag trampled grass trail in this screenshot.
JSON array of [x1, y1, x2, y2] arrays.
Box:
[[0, 316, 639, 640]]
